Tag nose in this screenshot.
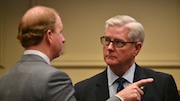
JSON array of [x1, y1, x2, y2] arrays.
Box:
[[107, 42, 115, 50], [62, 35, 66, 43]]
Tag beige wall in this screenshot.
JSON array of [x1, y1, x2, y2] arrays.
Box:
[[0, 0, 180, 88]]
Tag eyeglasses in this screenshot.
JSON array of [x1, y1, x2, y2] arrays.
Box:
[[100, 36, 137, 48]]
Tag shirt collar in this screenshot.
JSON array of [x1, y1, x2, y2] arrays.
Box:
[[24, 50, 50, 65], [107, 63, 136, 86]]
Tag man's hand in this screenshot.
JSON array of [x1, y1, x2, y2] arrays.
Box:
[[116, 78, 154, 101]]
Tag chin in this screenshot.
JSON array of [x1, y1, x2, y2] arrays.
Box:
[[106, 60, 118, 66], [53, 54, 60, 59], [108, 63, 119, 66]]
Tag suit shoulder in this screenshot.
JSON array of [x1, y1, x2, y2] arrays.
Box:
[[140, 67, 173, 81], [75, 71, 105, 87], [143, 67, 171, 76]]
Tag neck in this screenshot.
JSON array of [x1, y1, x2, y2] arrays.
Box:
[[109, 62, 134, 77], [25, 45, 52, 61]]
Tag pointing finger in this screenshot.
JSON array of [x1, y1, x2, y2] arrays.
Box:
[[134, 78, 154, 87]]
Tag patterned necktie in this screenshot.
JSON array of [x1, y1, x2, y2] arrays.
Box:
[[116, 77, 126, 93]]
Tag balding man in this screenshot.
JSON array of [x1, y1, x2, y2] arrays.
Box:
[[0, 6, 76, 101]]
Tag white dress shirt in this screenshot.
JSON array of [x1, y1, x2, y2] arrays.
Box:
[[24, 50, 50, 65]]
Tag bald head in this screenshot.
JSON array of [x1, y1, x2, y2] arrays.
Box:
[[17, 6, 61, 48]]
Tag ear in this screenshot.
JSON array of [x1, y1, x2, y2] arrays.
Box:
[[45, 30, 53, 45], [133, 42, 142, 56]]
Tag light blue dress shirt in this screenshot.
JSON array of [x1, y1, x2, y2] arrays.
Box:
[[107, 63, 136, 97]]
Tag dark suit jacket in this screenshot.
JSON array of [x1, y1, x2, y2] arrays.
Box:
[[74, 64, 180, 101], [0, 54, 76, 101]]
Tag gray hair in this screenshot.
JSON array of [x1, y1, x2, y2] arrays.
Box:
[[105, 15, 145, 43]]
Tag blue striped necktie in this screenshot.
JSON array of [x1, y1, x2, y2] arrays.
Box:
[[116, 77, 126, 93]]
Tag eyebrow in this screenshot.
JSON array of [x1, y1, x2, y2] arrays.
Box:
[[105, 36, 126, 42]]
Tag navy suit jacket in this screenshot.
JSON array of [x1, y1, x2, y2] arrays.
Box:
[[74, 64, 180, 101]]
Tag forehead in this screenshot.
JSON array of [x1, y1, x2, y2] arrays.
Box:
[[55, 14, 63, 30], [105, 26, 130, 39]]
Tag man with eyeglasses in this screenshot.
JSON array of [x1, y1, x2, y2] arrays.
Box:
[[74, 15, 180, 101]]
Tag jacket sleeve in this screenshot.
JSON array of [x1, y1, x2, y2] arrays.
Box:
[[164, 75, 179, 101], [106, 95, 122, 101], [44, 70, 76, 101]]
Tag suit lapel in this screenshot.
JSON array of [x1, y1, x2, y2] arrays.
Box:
[[133, 64, 149, 97], [93, 65, 150, 101], [133, 64, 147, 82], [95, 69, 109, 101]]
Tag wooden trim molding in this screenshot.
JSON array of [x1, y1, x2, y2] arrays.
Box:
[[0, 0, 3, 65], [51, 56, 180, 67]]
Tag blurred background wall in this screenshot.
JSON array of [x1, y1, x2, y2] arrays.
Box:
[[0, 0, 180, 90]]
